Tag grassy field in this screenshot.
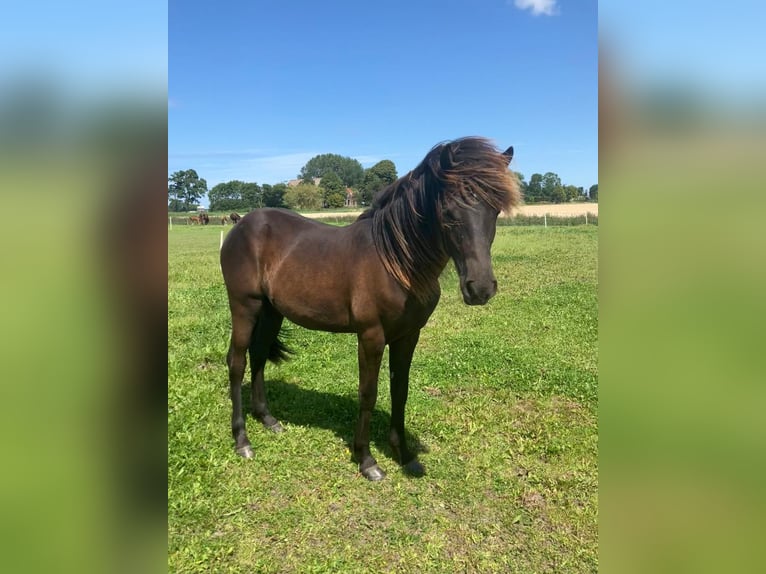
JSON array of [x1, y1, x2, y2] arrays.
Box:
[[168, 223, 598, 573]]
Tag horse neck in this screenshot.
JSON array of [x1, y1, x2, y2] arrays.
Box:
[[370, 195, 450, 303], [421, 224, 450, 273]]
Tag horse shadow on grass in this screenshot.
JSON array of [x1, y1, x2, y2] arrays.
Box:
[[242, 378, 429, 474]]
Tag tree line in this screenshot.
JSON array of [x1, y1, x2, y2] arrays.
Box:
[[515, 172, 598, 203], [168, 154, 596, 212]]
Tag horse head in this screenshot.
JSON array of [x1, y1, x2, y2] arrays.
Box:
[[438, 141, 516, 305]]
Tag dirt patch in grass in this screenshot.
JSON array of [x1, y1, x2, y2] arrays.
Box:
[[509, 203, 598, 217]]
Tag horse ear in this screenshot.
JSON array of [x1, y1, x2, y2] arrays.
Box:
[[502, 146, 514, 165]]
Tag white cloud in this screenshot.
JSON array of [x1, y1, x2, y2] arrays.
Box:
[[513, 0, 559, 16]]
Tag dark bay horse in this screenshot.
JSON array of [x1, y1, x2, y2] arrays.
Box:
[[220, 136, 520, 480], [229, 212, 241, 224]]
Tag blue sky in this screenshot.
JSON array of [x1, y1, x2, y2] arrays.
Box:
[[599, 1, 766, 102], [170, 0, 598, 198], [1, 2, 166, 98]]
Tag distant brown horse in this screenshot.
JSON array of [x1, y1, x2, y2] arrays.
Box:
[[221, 137, 520, 480], [188, 216, 200, 225], [200, 212, 210, 225], [221, 216, 229, 225], [229, 212, 241, 224]]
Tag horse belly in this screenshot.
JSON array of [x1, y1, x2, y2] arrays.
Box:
[[260, 228, 368, 333], [267, 277, 354, 333]]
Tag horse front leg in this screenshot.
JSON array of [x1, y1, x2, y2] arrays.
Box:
[[354, 329, 385, 481], [389, 329, 425, 476]]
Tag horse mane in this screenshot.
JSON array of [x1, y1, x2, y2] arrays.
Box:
[[359, 136, 521, 301]]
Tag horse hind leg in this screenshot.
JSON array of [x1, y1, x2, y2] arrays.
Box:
[[249, 302, 286, 433], [227, 299, 261, 458]]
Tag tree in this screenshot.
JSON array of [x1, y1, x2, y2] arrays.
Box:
[[526, 173, 543, 203], [241, 182, 262, 208], [168, 197, 187, 212], [551, 185, 567, 203], [207, 180, 263, 210], [589, 184, 598, 201], [563, 184, 582, 202], [208, 180, 246, 211], [262, 183, 287, 208], [318, 171, 346, 208], [359, 172, 381, 206], [514, 172, 528, 202], [284, 182, 322, 211], [358, 160, 398, 206], [367, 159, 397, 185], [542, 172, 563, 203], [299, 154, 364, 188], [168, 169, 207, 211]]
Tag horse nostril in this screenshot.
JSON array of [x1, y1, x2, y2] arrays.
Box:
[[463, 279, 496, 304]]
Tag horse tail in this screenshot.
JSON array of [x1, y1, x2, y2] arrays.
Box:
[[268, 333, 292, 364]]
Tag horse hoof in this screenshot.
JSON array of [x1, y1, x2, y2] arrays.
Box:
[[235, 445, 254, 459], [402, 459, 426, 477], [360, 464, 386, 481], [266, 421, 285, 433]]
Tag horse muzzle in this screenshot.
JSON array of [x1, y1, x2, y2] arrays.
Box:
[[461, 278, 498, 305]]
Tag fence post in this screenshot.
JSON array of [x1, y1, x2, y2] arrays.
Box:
[[585, 212, 588, 225], [169, 216, 172, 230], [220, 230, 224, 250], [544, 213, 547, 228]]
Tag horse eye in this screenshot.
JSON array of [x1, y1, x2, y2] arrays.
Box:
[[443, 212, 455, 223]]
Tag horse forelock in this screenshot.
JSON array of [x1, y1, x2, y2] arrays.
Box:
[[436, 137, 521, 213], [366, 137, 521, 300]]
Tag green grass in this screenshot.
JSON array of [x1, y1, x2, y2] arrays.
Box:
[[168, 224, 598, 573]]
